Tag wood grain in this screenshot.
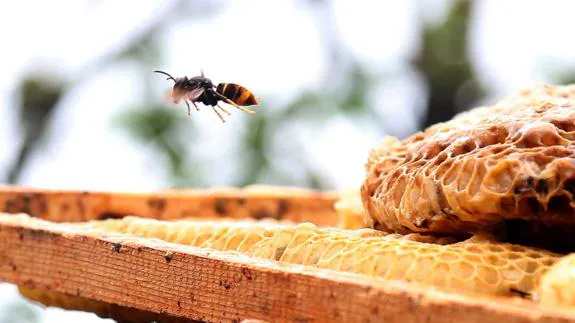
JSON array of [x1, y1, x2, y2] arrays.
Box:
[[1, 216, 575, 323], [0, 185, 339, 225]]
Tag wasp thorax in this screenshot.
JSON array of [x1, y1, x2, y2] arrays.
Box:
[[174, 78, 191, 89], [190, 76, 213, 88]]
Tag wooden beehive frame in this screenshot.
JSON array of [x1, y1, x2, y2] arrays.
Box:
[[0, 186, 339, 225], [1, 187, 575, 323]]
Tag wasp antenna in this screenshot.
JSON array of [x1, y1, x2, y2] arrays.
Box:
[[153, 70, 177, 83], [200, 69, 205, 78]]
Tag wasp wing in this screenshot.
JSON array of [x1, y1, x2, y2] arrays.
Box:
[[163, 86, 204, 104], [184, 87, 205, 101]]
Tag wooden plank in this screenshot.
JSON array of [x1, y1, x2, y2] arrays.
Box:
[[1, 216, 575, 323], [0, 185, 339, 225]]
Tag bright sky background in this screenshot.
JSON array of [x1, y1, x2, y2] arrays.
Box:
[[1, 0, 575, 321]]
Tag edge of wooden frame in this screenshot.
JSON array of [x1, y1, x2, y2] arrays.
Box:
[[1, 215, 575, 323], [0, 185, 340, 226]]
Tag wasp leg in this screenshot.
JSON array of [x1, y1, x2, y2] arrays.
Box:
[[211, 106, 226, 123], [184, 100, 192, 116], [216, 104, 231, 116], [214, 92, 256, 115], [191, 101, 200, 111]]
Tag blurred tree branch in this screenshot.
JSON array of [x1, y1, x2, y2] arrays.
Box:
[[7, 77, 65, 184], [234, 0, 385, 189], [412, 0, 487, 129]]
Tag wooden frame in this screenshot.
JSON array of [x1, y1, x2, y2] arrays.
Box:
[[0, 186, 340, 225], [1, 187, 575, 322]]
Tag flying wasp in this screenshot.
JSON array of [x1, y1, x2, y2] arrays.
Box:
[[154, 70, 259, 123]]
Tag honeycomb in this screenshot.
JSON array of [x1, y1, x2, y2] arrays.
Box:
[[83, 216, 560, 298], [539, 253, 575, 307], [361, 85, 575, 235], [334, 188, 373, 229]]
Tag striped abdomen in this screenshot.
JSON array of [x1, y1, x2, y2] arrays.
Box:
[[216, 83, 259, 106]]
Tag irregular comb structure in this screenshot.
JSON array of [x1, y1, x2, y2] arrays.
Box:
[[362, 85, 575, 234], [83, 216, 560, 298]]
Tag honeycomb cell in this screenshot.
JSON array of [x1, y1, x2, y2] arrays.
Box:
[[427, 263, 450, 286], [476, 264, 500, 286], [437, 250, 461, 263]]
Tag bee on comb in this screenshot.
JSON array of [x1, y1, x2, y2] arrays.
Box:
[[154, 70, 260, 123]]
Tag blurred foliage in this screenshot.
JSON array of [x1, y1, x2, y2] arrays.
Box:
[[114, 105, 199, 188], [1, 0, 500, 190], [7, 76, 65, 184], [230, 0, 488, 187], [280, 61, 379, 120], [5, 0, 212, 186], [6, 0, 575, 192], [230, 0, 384, 188], [541, 60, 575, 86], [556, 73, 575, 85], [237, 112, 269, 186], [413, 0, 487, 129], [233, 60, 378, 189], [6, 0, 488, 191]]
